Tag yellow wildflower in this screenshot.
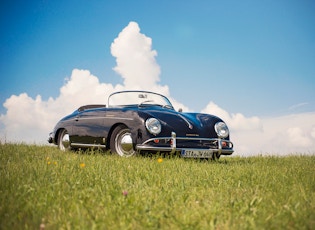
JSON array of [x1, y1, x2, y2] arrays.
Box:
[[157, 158, 163, 163], [80, 163, 85, 168]]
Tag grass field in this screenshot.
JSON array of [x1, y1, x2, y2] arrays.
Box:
[[0, 144, 314, 229]]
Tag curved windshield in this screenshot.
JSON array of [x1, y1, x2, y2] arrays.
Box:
[[108, 91, 174, 109]]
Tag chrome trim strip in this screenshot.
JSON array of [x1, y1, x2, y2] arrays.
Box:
[[177, 114, 193, 129], [76, 117, 105, 120], [105, 117, 134, 121], [71, 143, 106, 148], [76, 117, 133, 121]]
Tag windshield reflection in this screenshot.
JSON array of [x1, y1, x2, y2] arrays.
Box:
[[108, 91, 173, 109]]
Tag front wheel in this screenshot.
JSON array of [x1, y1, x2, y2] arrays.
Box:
[[58, 129, 71, 151], [110, 125, 136, 157]]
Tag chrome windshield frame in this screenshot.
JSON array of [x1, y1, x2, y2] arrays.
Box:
[[108, 90, 174, 109]]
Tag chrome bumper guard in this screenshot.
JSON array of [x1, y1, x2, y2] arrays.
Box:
[[48, 132, 54, 144], [136, 132, 234, 155]]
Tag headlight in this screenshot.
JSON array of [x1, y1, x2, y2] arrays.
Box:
[[215, 122, 229, 138], [145, 118, 161, 135]]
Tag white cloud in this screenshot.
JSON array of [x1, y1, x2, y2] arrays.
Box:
[[287, 127, 312, 147], [232, 113, 315, 156], [111, 21, 161, 90], [200, 101, 315, 155], [0, 69, 119, 143], [311, 127, 315, 139], [0, 21, 315, 156], [201, 101, 262, 132], [58, 69, 117, 108], [109, 22, 190, 111]]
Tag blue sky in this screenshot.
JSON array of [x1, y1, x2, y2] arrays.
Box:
[[1, 0, 315, 154], [2, 0, 314, 116]]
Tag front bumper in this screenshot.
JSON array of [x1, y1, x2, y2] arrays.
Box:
[[48, 132, 55, 144], [136, 132, 234, 156]]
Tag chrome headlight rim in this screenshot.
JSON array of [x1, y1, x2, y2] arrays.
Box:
[[145, 118, 162, 135], [215, 121, 229, 138]]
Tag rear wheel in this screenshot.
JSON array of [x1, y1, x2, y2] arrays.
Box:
[[58, 129, 71, 151], [212, 153, 221, 160], [110, 125, 135, 157]]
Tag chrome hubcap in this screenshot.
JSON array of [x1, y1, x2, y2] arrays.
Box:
[[60, 131, 70, 151], [120, 133, 133, 152], [62, 134, 70, 148], [115, 130, 135, 157]]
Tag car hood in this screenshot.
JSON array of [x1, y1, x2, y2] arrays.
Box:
[[139, 108, 224, 138]]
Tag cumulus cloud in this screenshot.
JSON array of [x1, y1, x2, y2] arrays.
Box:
[[201, 101, 315, 155], [111, 22, 161, 89], [287, 127, 312, 147], [109, 22, 187, 111], [311, 127, 315, 139], [0, 21, 315, 156], [0, 69, 119, 143], [236, 113, 315, 155], [201, 101, 262, 132]]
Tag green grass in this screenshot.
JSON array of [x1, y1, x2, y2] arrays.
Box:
[[0, 144, 314, 229]]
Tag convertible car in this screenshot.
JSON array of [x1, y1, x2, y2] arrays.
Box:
[[48, 91, 233, 159]]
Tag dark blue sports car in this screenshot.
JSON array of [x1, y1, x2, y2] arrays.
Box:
[[48, 90, 233, 159]]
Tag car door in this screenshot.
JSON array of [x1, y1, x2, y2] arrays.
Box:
[[71, 109, 106, 145]]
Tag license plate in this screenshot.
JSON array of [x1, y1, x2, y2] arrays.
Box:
[[181, 149, 214, 158]]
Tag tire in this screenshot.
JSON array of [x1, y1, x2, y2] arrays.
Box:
[[58, 129, 71, 151], [212, 152, 221, 160], [110, 125, 135, 157]]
